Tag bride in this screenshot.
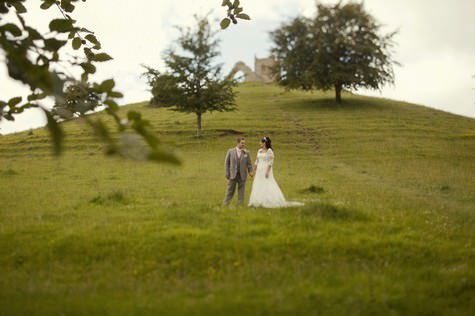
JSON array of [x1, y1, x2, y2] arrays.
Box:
[[248, 136, 304, 208]]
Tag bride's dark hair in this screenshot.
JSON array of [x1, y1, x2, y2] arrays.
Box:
[[261, 136, 272, 149]]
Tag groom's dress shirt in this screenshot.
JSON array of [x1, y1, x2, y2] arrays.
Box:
[[236, 147, 242, 158]]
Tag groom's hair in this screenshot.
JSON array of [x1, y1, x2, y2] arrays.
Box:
[[236, 136, 245, 143]]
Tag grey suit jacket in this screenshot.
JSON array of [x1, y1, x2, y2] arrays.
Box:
[[225, 148, 253, 180]]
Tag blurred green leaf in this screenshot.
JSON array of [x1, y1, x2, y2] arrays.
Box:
[[80, 62, 96, 74], [44, 110, 64, 155], [79, 27, 94, 34], [232, 0, 240, 10], [83, 47, 94, 58], [92, 53, 113, 62], [99, 79, 115, 91], [44, 38, 67, 51], [26, 26, 42, 40], [40, 0, 56, 10], [12, 2, 27, 13], [52, 51, 59, 61], [103, 99, 119, 112], [27, 92, 47, 101], [3, 113, 14, 121], [220, 18, 231, 29], [8, 96, 22, 107], [0, 3, 7, 14], [2, 23, 22, 37], [60, 0, 75, 13], [49, 19, 74, 33], [85, 34, 100, 49], [88, 118, 112, 142], [236, 13, 250, 20], [108, 91, 123, 98], [127, 111, 141, 121], [72, 37, 82, 50]]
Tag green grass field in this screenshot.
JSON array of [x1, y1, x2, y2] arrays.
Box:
[[1, 82, 474, 315]]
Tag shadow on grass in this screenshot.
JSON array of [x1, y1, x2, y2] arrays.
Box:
[[248, 201, 369, 222], [297, 202, 369, 221], [89, 191, 129, 205], [300, 184, 325, 194], [0, 168, 18, 176], [214, 129, 244, 136], [283, 96, 392, 112]]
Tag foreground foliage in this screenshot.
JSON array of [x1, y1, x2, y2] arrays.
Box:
[[0, 0, 249, 156]]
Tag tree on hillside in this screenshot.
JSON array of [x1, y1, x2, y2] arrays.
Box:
[[1, 0, 248, 158], [143, 16, 237, 138], [270, 2, 398, 103]]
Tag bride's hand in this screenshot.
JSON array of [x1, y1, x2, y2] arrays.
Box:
[[265, 172, 269, 178]]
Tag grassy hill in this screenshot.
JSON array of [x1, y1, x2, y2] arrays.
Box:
[[1, 82, 474, 315]]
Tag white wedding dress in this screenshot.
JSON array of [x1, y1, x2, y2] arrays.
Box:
[[248, 148, 304, 208]]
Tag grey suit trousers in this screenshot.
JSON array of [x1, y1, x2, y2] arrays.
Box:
[[224, 173, 246, 205]]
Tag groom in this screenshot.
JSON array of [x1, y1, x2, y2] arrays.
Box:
[[224, 137, 253, 206]]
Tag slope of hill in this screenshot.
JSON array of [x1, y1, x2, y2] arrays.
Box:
[[1, 82, 474, 315]]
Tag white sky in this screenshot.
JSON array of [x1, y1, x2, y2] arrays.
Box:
[[1, 0, 474, 134]]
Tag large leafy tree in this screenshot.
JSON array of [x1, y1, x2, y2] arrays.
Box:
[[0, 0, 248, 158], [271, 2, 398, 103], [143, 17, 237, 138]]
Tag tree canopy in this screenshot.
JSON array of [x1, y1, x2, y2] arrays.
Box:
[[270, 2, 398, 103], [143, 16, 237, 138]]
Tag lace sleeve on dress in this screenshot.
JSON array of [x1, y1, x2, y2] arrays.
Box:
[[267, 149, 274, 166]]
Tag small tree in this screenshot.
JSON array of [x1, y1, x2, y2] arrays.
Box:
[[143, 16, 237, 138], [271, 2, 398, 103]]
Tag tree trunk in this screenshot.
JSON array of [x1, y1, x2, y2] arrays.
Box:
[[196, 112, 202, 138], [335, 84, 342, 104]]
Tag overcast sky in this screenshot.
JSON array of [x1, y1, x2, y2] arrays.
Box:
[[1, 0, 474, 134]]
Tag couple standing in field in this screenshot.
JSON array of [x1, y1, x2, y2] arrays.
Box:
[[224, 136, 303, 208]]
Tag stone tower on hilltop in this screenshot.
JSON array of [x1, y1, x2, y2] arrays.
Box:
[[227, 56, 276, 83]]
